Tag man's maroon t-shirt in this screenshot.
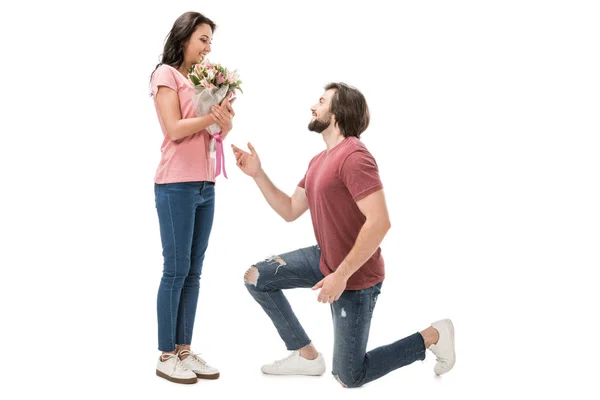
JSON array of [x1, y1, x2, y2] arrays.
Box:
[[298, 137, 385, 290]]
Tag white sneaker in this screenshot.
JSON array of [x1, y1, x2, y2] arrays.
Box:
[[428, 319, 456, 375], [179, 350, 220, 379], [261, 351, 326, 376], [156, 354, 197, 384]]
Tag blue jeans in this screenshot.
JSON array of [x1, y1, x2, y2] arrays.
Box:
[[155, 181, 215, 352], [245, 245, 426, 388]]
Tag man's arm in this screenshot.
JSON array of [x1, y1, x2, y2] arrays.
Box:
[[232, 143, 309, 222], [335, 189, 391, 279], [254, 170, 309, 222], [313, 189, 391, 303]]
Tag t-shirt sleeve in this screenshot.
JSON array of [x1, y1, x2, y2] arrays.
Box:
[[340, 150, 383, 202], [298, 174, 306, 188], [298, 155, 317, 188], [151, 65, 178, 96]]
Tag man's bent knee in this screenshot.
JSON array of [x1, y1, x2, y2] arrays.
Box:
[[244, 266, 259, 286], [334, 373, 363, 388]]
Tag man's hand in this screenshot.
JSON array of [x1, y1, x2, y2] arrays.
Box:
[[232, 142, 262, 178], [312, 272, 348, 304]]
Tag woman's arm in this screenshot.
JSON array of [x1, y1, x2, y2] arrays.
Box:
[[155, 86, 217, 141]]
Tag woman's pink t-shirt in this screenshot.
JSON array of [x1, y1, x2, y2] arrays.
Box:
[[151, 64, 214, 184]]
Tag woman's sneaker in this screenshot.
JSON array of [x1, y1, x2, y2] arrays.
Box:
[[156, 353, 197, 384], [179, 350, 220, 379]]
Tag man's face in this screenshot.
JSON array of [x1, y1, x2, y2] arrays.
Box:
[[308, 89, 336, 133]]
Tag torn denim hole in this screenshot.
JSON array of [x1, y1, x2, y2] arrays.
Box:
[[266, 255, 287, 275], [244, 266, 259, 286]]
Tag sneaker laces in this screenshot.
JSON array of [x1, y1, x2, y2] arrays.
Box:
[[433, 349, 448, 365], [273, 351, 297, 366], [180, 350, 207, 368], [162, 353, 189, 373], [176, 359, 189, 372]]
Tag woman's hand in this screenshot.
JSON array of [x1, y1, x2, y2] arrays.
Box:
[[211, 104, 233, 139], [225, 91, 237, 115]]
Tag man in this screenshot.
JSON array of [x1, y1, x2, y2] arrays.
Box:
[[231, 83, 455, 388]]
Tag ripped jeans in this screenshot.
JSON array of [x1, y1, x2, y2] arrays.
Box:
[[245, 245, 426, 388]]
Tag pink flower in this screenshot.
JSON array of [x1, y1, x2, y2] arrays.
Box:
[[201, 78, 213, 89], [226, 70, 240, 83]]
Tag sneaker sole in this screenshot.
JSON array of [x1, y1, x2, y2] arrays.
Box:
[[156, 369, 197, 384], [261, 369, 326, 376], [196, 372, 220, 380], [435, 319, 456, 375]]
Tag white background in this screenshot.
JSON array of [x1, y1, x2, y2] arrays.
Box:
[[1, 0, 599, 398]]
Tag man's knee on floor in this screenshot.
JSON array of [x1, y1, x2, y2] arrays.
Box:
[[244, 266, 259, 286], [334, 373, 363, 388]]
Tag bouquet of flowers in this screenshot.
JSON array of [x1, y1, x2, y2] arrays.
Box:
[[189, 58, 242, 178]]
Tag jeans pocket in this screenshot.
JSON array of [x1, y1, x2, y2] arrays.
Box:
[[369, 283, 382, 313], [201, 182, 215, 198]]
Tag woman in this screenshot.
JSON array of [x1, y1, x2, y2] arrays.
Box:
[[150, 11, 234, 384]]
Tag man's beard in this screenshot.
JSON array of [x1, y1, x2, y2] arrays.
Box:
[[308, 113, 332, 133]]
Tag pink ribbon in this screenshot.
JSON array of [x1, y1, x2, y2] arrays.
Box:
[[213, 132, 227, 179]]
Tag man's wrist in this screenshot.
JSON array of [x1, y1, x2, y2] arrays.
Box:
[[253, 168, 266, 180], [335, 266, 352, 280]]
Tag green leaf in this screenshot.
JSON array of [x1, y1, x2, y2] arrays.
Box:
[[189, 74, 201, 86]]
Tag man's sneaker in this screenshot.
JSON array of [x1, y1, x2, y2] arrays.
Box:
[[179, 350, 220, 379], [261, 351, 326, 376], [156, 353, 197, 384], [428, 319, 456, 375]]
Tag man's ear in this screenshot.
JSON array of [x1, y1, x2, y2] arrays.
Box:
[[332, 114, 338, 128]]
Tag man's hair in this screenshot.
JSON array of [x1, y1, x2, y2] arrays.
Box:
[[324, 82, 370, 139]]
